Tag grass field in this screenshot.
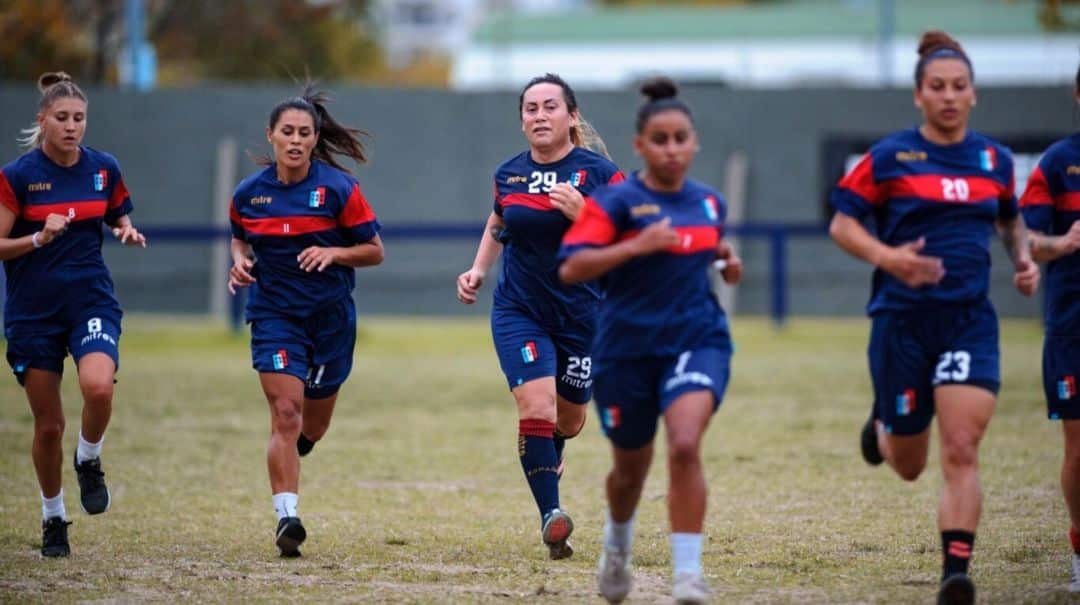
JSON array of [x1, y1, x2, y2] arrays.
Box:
[[0, 315, 1071, 603]]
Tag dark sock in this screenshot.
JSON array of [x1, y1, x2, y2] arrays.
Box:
[[518, 419, 560, 519], [553, 430, 567, 464], [1070, 526, 1080, 554], [297, 433, 315, 456], [941, 530, 975, 579]]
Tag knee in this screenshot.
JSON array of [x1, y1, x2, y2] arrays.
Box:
[[557, 409, 586, 439], [941, 432, 980, 472], [270, 397, 302, 435], [82, 379, 114, 407], [610, 464, 648, 489], [34, 416, 65, 444], [667, 436, 702, 469], [893, 460, 926, 482], [517, 397, 556, 424]]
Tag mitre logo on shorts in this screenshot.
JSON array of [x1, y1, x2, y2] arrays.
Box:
[[93, 170, 107, 192], [520, 341, 538, 363], [309, 187, 326, 208], [1059, 375, 1077, 400], [896, 388, 916, 416], [272, 349, 289, 370]]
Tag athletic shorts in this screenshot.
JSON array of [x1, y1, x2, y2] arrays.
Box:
[[593, 347, 732, 450], [250, 298, 356, 399], [869, 299, 999, 436], [1043, 332, 1080, 421], [6, 305, 123, 386], [490, 304, 594, 404]]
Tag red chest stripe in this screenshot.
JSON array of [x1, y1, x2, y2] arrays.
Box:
[[240, 215, 337, 237], [501, 192, 552, 211], [619, 225, 719, 255], [1056, 191, 1080, 211], [22, 200, 106, 222], [884, 174, 1005, 203]]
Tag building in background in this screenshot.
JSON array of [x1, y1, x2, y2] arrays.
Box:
[[450, 0, 1080, 90]]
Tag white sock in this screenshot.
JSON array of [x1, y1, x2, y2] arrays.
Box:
[[272, 492, 298, 521], [42, 490, 66, 521], [671, 532, 704, 575], [603, 509, 635, 552], [77, 432, 104, 463]]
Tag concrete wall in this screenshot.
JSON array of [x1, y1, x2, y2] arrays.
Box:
[[0, 84, 1072, 318]]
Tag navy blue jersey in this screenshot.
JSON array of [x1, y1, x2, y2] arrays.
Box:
[[830, 128, 1017, 314], [1021, 134, 1080, 336], [0, 146, 133, 324], [493, 146, 624, 323], [230, 160, 380, 321], [559, 173, 731, 360]]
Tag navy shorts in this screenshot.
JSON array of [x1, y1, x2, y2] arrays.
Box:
[[869, 299, 1000, 436], [1043, 333, 1080, 421], [5, 305, 123, 386], [490, 304, 594, 404], [593, 347, 732, 450], [250, 298, 356, 399]]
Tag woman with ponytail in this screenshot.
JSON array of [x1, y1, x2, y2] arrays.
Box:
[[559, 76, 742, 604], [1018, 64, 1080, 593], [228, 83, 383, 557], [455, 73, 624, 561], [829, 31, 1038, 604], [0, 71, 146, 558]]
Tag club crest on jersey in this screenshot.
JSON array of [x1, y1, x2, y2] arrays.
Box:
[[602, 405, 621, 429], [702, 196, 719, 221], [272, 349, 289, 370], [896, 388, 916, 416], [520, 341, 539, 363], [309, 187, 326, 208], [93, 170, 108, 192], [1059, 375, 1077, 400], [979, 147, 996, 171], [570, 170, 587, 187]]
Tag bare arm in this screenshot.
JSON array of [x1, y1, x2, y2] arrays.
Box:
[[297, 234, 384, 272], [1029, 221, 1080, 263], [996, 215, 1039, 296], [828, 212, 945, 288], [109, 214, 147, 247], [559, 218, 679, 284], [456, 212, 505, 304], [228, 237, 255, 295], [0, 205, 69, 261]]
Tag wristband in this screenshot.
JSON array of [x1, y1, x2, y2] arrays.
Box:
[[31, 231, 42, 248]]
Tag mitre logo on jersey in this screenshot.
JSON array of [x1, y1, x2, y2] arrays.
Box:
[[506, 175, 528, 184], [1067, 166, 1080, 175], [702, 196, 719, 221], [93, 170, 107, 191], [250, 196, 272, 205], [27, 182, 51, 192], [979, 147, 996, 171], [570, 170, 587, 187], [896, 388, 916, 416], [895, 150, 928, 162], [630, 203, 661, 217], [309, 187, 326, 208]]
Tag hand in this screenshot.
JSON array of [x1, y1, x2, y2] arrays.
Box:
[[298, 246, 338, 272], [228, 256, 255, 295], [456, 268, 485, 304], [111, 224, 147, 247], [1013, 257, 1040, 297], [880, 237, 945, 289], [720, 252, 743, 285], [1059, 220, 1080, 255], [549, 182, 585, 221], [37, 213, 70, 246], [631, 217, 680, 256]]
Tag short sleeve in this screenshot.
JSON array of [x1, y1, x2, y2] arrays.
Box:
[[0, 167, 20, 216], [995, 147, 1019, 221], [1020, 163, 1054, 233], [337, 182, 380, 243], [559, 189, 625, 261], [830, 154, 883, 221], [104, 161, 133, 223], [229, 198, 246, 241]]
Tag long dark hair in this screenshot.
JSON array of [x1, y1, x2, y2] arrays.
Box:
[[913, 30, 973, 88], [635, 76, 693, 133], [518, 73, 610, 159], [258, 82, 369, 173], [19, 71, 88, 148]]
